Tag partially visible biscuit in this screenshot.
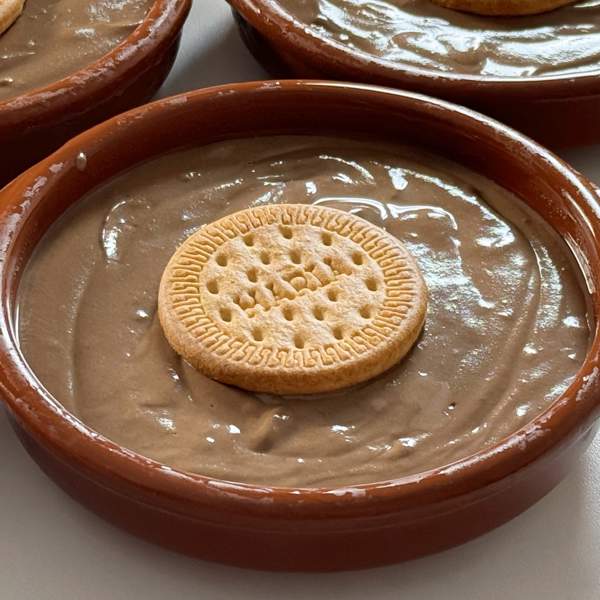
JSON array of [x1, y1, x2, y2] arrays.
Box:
[[430, 0, 575, 15], [158, 204, 427, 395], [0, 0, 26, 36]]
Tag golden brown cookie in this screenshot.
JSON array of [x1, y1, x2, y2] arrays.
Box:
[[430, 0, 575, 16], [0, 0, 26, 35], [158, 204, 427, 395]]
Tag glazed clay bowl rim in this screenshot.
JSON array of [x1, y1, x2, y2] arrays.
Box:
[[0, 0, 191, 121], [229, 0, 600, 99], [1, 80, 600, 523]]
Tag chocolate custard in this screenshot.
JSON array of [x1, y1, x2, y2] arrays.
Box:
[[0, 0, 152, 101], [274, 0, 600, 77], [17, 137, 590, 487]]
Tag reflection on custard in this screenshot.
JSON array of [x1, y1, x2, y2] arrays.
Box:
[[17, 137, 590, 487], [274, 0, 600, 77]]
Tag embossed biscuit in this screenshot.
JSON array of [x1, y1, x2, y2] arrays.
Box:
[[0, 0, 26, 35], [430, 0, 575, 15], [158, 204, 427, 395]]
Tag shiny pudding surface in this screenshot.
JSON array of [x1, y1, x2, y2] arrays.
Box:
[[0, 0, 152, 101], [273, 0, 600, 78], [17, 136, 590, 487]]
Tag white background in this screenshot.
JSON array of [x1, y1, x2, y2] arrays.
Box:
[[2, 1, 600, 597]]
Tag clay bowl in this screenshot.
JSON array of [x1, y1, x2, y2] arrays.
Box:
[[0, 0, 191, 187], [1, 81, 600, 571], [229, 1, 600, 149]]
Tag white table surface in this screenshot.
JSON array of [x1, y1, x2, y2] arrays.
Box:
[[3, 1, 600, 597]]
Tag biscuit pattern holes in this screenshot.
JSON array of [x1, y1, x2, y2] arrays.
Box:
[[352, 251, 364, 266], [290, 249, 302, 265], [366, 277, 378, 291], [280, 226, 293, 239], [322, 232, 333, 246], [220, 308, 232, 322], [207, 280, 218, 294], [216, 254, 228, 267]]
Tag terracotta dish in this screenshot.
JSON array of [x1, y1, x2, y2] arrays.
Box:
[[229, 1, 600, 148], [0, 0, 191, 186], [1, 81, 599, 571]]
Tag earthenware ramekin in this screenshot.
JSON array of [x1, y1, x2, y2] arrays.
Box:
[[229, 1, 600, 149], [1, 81, 600, 571], [0, 0, 191, 187]]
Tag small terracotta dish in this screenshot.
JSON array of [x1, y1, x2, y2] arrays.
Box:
[[229, 1, 600, 148], [0, 0, 191, 186], [1, 81, 600, 571]]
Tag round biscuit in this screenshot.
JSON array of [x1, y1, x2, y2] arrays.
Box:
[[158, 204, 427, 395], [430, 0, 575, 15], [0, 0, 25, 36]]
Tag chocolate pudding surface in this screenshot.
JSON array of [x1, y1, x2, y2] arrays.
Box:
[[273, 0, 600, 78], [0, 0, 152, 101], [17, 136, 591, 487]]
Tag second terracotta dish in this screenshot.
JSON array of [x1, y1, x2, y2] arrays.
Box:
[[229, 0, 600, 147], [0, 0, 191, 186]]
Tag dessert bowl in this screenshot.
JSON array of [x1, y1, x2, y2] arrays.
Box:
[[1, 81, 600, 571], [229, 0, 600, 148], [0, 0, 191, 186]]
